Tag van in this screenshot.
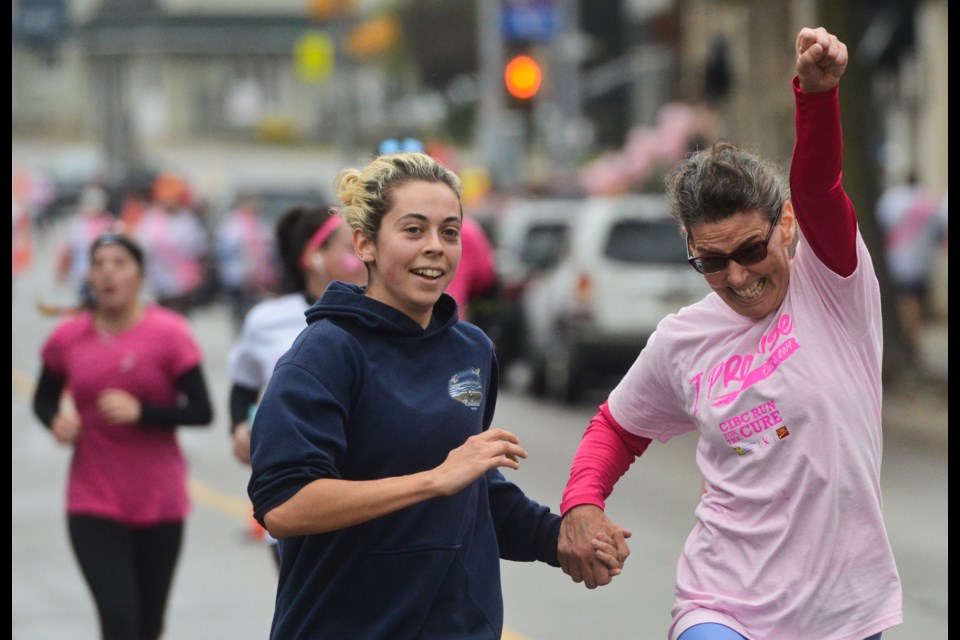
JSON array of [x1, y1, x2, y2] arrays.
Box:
[[521, 194, 710, 402], [486, 197, 580, 369]]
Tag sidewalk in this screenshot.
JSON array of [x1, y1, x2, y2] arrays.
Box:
[[883, 319, 948, 451]]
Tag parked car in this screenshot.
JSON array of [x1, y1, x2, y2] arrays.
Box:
[[521, 193, 710, 403], [485, 197, 581, 369]]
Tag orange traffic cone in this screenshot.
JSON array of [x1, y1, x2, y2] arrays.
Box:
[[12, 207, 33, 275], [247, 504, 266, 541]]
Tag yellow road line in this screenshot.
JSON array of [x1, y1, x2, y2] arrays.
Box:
[[12, 365, 34, 397], [188, 477, 252, 520]]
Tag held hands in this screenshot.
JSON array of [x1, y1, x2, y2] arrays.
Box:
[[796, 26, 848, 94], [558, 504, 632, 589], [97, 388, 142, 425], [431, 428, 527, 496]]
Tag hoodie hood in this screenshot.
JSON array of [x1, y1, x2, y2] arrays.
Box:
[[305, 280, 459, 337]]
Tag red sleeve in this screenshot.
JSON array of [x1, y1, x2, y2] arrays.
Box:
[[790, 77, 858, 276], [560, 401, 652, 516]]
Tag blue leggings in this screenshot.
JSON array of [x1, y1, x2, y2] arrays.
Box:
[[678, 624, 882, 640], [677, 625, 746, 640]]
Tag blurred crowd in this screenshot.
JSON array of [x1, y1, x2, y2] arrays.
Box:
[[12, 144, 504, 334], [15, 169, 219, 317], [875, 174, 948, 339], [11, 135, 948, 355]]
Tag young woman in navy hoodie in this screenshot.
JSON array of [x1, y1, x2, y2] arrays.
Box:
[[247, 152, 623, 639]]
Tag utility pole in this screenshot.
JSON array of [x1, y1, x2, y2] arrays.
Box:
[[477, 0, 524, 191], [94, 0, 148, 184], [546, 0, 583, 177], [96, 55, 142, 185]]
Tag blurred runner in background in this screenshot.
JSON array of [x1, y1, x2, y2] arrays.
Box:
[[32, 231, 213, 640], [214, 192, 279, 332], [226, 204, 365, 566], [445, 213, 497, 321], [55, 185, 118, 308], [876, 172, 948, 338], [135, 172, 210, 315]]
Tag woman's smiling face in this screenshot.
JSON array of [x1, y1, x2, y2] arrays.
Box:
[[687, 202, 796, 320], [355, 180, 462, 327]]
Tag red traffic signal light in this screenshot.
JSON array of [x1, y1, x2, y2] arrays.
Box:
[[504, 54, 542, 100]]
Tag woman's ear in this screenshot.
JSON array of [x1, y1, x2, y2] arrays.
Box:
[[353, 227, 375, 264], [780, 200, 797, 247]]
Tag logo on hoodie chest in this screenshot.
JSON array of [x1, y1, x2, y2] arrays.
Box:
[[448, 368, 483, 408]]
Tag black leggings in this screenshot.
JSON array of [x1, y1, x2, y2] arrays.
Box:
[[68, 515, 184, 640]]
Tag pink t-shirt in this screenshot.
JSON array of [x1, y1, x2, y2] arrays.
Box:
[[608, 231, 901, 639], [41, 305, 203, 525]]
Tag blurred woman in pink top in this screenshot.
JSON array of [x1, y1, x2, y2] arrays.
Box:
[[445, 214, 496, 320], [33, 232, 213, 640]]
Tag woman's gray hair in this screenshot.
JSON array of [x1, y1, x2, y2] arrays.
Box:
[[665, 139, 789, 232]]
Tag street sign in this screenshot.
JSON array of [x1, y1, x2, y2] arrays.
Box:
[[294, 31, 334, 84], [501, 0, 559, 43]]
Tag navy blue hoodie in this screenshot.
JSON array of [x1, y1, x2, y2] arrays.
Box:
[[248, 281, 560, 639]]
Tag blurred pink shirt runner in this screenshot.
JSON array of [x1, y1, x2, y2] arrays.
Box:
[[446, 215, 496, 320], [40, 306, 203, 525]]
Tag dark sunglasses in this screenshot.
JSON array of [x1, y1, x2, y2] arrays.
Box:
[[686, 210, 782, 275]]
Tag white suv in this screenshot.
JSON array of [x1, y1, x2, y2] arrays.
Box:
[[487, 197, 580, 369], [521, 194, 710, 402]]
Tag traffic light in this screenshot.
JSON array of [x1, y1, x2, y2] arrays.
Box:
[[500, 0, 554, 110], [504, 54, 542, 101]]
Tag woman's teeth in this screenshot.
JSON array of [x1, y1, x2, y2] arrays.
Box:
[[733, 279, 765, 299]]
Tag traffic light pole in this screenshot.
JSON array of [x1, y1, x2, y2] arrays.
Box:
[[546, 0, 583, 178], [478, 0, 584, 192], [477, 0, 524, 192]]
